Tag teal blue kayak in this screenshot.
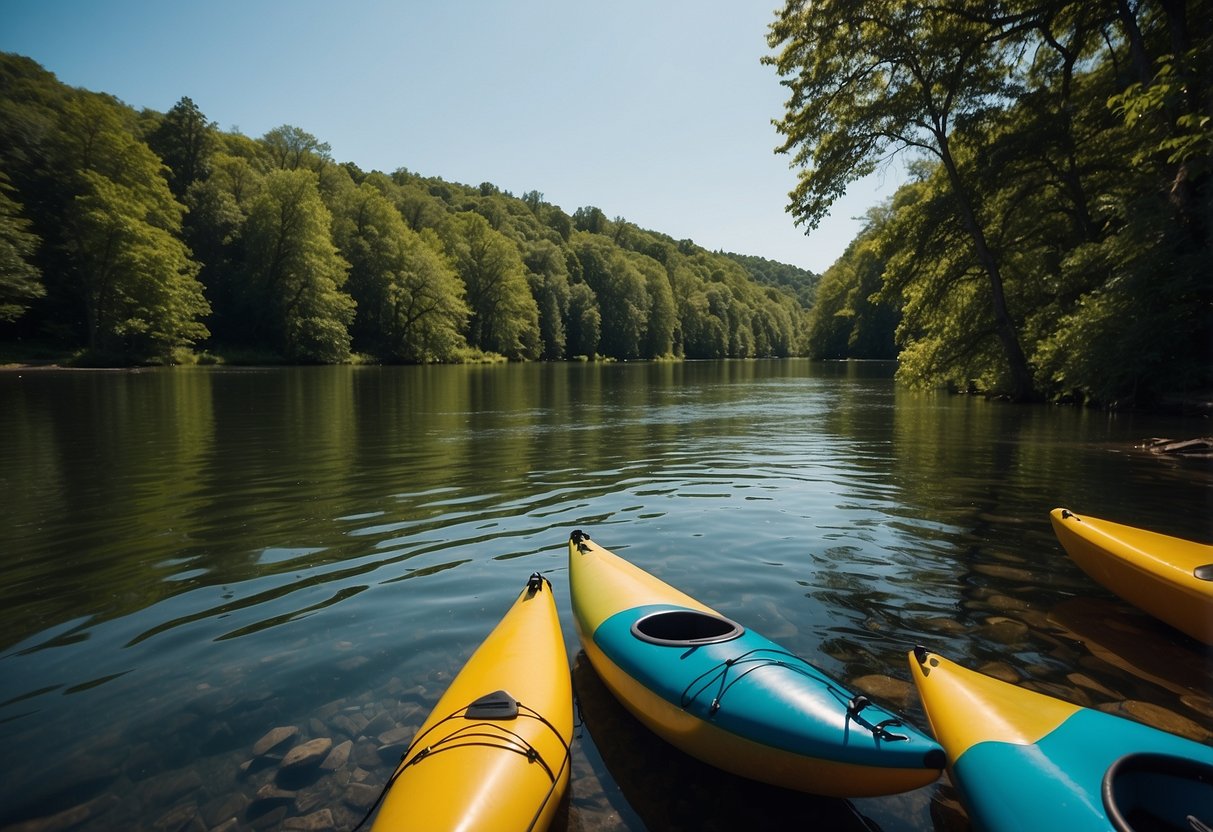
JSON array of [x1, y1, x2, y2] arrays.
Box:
[[909, 648, 1213, 831], [570, 531, 945, 797]]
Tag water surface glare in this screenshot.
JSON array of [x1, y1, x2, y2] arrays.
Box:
[[1, 361, 1210, 830]]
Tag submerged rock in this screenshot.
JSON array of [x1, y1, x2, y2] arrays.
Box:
[[343, 782, 381, 811], [1099, 700, 1213, 743], [376, 725, 412, 758], [5, 794, 118, 832], [201, 792, 250, 828], [152, 802, 203, 832], [1067, 672, 1117, 699], [850, 674, 914, 710], [250, 805, 289, 830], [363, 711, 395, 738], [330, 713, 360, 739], [351, 738, 382, 768], [255, 783, 297, 803], [978, 616, 1030, 644], [919, 616, 969, 635], [284, 808, 337, 831], [971, 563, 1040, 583], [281, 738, 333, 770], [253, 726, 299, 756], [336, 655, 369, 672], [320, 739, 353, 771]]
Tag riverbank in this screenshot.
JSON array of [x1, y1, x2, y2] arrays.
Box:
[[5, 353, 1210, 419]]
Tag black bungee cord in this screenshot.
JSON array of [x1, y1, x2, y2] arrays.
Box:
[[679, 646, 910, 742], [350, 698, 572, 832]]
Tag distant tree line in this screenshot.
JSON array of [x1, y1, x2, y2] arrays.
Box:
[[772, 0, 1211, 407], [0, 54, 817, 365]]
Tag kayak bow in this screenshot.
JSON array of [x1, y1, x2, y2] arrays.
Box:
[[370, 573, 573, 831], [1050, 508, 1213, 645], [909, 647, 1213, 832]]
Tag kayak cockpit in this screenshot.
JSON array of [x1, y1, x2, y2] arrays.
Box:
[[630, 609, 744, 646], [1102, 752, 1213, 832]]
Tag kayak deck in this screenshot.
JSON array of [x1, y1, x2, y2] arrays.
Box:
[[371, 573, 573, 832], [1051, 508, 1213, 644], [569, 530, 944, 797], [909, 647, 1213, 832]]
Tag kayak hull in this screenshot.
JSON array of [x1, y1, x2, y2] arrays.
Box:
[[569, 531, 943, 797], [909, 648, 1213, 832], [372, 574, 572, 832], [1050, 508, 1213, 644]]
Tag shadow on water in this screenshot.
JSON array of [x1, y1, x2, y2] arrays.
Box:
[[569, 651, 879, 831]]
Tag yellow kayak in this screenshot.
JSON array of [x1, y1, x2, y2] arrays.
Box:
[[1050, 508, 1213, 645], [369, 573, 573, 831], [909, 648, 1213, 832], [569, 530, 944, 797]]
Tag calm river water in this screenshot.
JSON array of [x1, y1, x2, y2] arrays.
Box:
[[1, 360, 1210, 831]]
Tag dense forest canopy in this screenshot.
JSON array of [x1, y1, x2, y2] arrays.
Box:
[[0, 53, 815, 366], [771, 0, 1212, 407], [3, 0, 1210, 412]]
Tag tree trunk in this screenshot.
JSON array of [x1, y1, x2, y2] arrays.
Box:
[[936, 138, 1037, 402], [1114, 0, 1153, 85]]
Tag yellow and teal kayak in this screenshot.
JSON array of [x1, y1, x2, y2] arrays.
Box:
[[909, 648, 1213, 832], [568, 530, 944, 797], [1050, 508, 1213, 645], [370, 573, 573, 831]]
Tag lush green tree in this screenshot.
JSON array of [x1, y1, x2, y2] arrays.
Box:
[[0, 170, 43, 322], [333, 182, 468, 361], [724, 251, 819, 308], [573, 233, 649, 359], [680, 289, 728, 359], [208, 150, 265, 210], [388, 172, 448, 232], [752, 290, 799, 357], [630, 251, 676, 358], [261, 124, 332, 171], [521, 190, 544, 213], [386, 228, 469, 362], [180, 170, 245, 340], [1032, 211, 1211, 406], [331, 180, 406, 352], [438, 211, 540, 359], [573, 205, 608, 235], [807, 205, 898, 360], [565, 281, 601, 358], [1105, 11, 1212, 250], [54, 93, 209, 357], [522, 239, 571, 359], [542, 204, 573, 242], [0, 52, 827, 367], [768, 0, 1036, 399], [240, 168, 354, 362], [146, 96, 217, 199], [876, 167, 1014, 391]]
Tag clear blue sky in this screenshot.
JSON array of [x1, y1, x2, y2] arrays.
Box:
[[1, 0, 902, 274]]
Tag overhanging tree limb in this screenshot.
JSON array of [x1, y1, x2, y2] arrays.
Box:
[[767, 0, 1038, 399]]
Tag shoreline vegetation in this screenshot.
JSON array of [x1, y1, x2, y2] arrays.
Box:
[[0, 54, 817, 381], [3, 1, 1211, 412]]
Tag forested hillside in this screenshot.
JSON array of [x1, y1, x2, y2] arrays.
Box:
[[0, 53, 816, 365], [774, 0, 1211, 407]]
